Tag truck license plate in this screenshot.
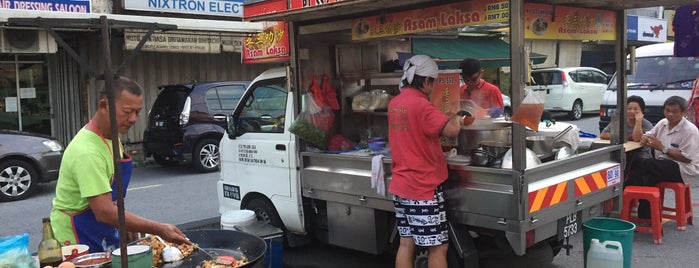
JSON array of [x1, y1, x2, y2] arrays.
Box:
[[557, 211, 582, 240]]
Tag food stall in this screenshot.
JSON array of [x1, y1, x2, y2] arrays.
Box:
[[220, 0, 694, 266]]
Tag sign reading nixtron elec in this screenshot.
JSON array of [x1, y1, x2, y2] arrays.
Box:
[[124, 0, 244, 17]]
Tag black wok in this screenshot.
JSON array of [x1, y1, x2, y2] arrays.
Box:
[[161, 229, 267, 268]]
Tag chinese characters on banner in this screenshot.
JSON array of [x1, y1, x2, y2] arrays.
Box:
[[432, 71, 462, 147], [242, 21, 291, 64], [524, 3, 617, 40]]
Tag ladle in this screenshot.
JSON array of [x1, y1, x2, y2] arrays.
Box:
[[155, 235, 185, 262], [553, 125, 574, 141]]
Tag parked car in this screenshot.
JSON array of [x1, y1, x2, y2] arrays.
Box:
[[525, 67, 609, 120], [143, 81, 249, 173], [0, 130, 63, 201]]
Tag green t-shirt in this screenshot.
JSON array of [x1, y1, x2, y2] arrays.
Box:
[[50, 127, 122, 245]]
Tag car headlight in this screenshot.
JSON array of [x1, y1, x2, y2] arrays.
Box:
[[43, 140, 64, 152]]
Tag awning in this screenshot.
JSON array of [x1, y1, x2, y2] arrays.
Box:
[[412, 36, 547, 69], [0, 9, 263, 33]]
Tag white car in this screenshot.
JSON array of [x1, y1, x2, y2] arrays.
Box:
[[525, 67, 609, 120]]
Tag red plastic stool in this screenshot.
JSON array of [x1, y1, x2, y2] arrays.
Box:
[[621, 186, 663, 244], [656, 182, 694, 231]]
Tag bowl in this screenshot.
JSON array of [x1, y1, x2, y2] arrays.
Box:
[[62, 244, 90, 261], [368, 141, 387, 152], [71, 252, 111, 268]]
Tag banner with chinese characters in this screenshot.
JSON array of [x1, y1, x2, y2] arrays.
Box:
[[351, 0, 509, 40], [242, 21, 290, 64], [524, 3, 617, 40], [432, 71, 462, 147]]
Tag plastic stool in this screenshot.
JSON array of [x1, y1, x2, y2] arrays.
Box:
[[656, 182, 694, 231], [621, 186, 663, 244]]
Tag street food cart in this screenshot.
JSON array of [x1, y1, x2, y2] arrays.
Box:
[[218, 0, 692, 266]]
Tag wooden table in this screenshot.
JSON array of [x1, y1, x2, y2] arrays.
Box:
[[592, 138, 642, 152]]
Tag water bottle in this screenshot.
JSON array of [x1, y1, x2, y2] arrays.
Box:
[[586, 238, 623, 268]]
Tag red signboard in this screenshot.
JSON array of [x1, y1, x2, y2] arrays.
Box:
[[244, 0, 287, 19], [289, 0, 346, 9], [243, 21, 291, 64]]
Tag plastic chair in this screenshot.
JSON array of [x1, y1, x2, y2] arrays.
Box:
[[656, 182, 694, 231], [621, 186, 663, 244]]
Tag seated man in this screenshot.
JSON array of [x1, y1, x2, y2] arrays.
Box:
[[626, 96, 699, 218]]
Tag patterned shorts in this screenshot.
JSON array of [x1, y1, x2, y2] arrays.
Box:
[[392, 185, 449, 247]]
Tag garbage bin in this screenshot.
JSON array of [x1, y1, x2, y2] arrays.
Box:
[[583, 217, 636, 268]]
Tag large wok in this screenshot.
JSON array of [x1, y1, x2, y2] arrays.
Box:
[[161, 229, 267, 268]]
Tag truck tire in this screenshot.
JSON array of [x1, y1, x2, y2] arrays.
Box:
[[192, 138, 220, 173], [244, 196, 284, 229]]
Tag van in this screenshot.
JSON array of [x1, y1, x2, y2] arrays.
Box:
[[599, 42, 699, 132], [526, 67, 610, 120]]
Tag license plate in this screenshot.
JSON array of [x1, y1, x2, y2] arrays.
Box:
[[557, 211, 583, 240]]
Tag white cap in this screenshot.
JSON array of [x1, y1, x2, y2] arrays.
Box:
[[400, 54, 438, 88]]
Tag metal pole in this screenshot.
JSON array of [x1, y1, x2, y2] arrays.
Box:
[[100, 15, 129, 267]]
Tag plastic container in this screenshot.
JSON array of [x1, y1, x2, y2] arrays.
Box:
[[221, 209, 257, 230], [368, 141, 387, 152], [587, 238, 623, 268], [110, 245, 152, 268], [583, 217, 635, 268]]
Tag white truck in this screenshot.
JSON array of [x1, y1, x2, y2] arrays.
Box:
[[216, 0, 630, 266]]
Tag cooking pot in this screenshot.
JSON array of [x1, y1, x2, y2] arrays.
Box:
[[479, 141, 511, 159], [471, 149, 496, 167], [161, 229, 267, 268], [458, 121, 512, 154], [526, 136, 556, 155]]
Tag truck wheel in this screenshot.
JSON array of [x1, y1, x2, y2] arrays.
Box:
[[0, 159, 38, 201], [192, 138, 220, 173], [569, 100, 583, 120], [244, 197, 284, 229], [153, 155, 179, 167]]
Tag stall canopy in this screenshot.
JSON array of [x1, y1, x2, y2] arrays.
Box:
[[412, 37, 547, 69]]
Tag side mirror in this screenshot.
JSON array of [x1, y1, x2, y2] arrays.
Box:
[[226, 115, 237, 139]]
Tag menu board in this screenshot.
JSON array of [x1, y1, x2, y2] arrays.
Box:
[[432, 71, 462, 147]]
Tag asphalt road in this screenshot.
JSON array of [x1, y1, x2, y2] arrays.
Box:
[[2, 113, 697, 267]]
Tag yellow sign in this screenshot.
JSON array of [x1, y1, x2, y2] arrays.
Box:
[[524, 3, 617, 40], [352, 0, 509, 40]]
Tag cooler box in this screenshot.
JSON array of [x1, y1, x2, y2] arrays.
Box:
[[234, 221, 283, 268]]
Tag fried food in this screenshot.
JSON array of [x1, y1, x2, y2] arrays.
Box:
[[196, 255, 248, 268], [137, 236, 195, 266]]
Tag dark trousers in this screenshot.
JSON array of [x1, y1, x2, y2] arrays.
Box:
[[625, 158, 683, 218]]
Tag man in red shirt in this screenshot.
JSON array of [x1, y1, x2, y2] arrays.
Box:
[[459, 58, 504, 110], [388, 54, 461, 268]]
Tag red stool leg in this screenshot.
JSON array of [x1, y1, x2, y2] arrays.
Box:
[[676, 185, 687, 231], [684, 185, 693, 226], [649, 196, 663, 244]]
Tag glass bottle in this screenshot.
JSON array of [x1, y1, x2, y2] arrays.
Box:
[[38, 217, 63, 267]]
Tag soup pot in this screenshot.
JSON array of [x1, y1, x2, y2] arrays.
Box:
[[458, 120, 512, 154]]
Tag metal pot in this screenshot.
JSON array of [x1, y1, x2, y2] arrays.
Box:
[[161, 229, 267, 268], [470, 149, 496, 167], [526, 136, 556, 155], [458, 121, 512, 154], [479, 141, 511, 159]]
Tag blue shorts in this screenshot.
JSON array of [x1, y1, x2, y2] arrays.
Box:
[[392, 185, 449, 247]]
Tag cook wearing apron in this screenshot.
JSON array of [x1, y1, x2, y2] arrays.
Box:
[[50, 121, 133, 252]]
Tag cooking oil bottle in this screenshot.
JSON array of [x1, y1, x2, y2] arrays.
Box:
[[38, 217, 63, 267], [586, 238, 623, 268]]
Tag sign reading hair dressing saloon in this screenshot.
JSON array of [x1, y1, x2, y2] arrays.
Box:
[[123, 0, 244, 17], [0, 0, 90, 13]]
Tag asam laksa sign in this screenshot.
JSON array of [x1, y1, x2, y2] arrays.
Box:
[[351, 0, 509, 40], [124, 0, 243, 17], [242, 21, 290, 64], [0, 0, 90, 13], [524, 3, 617, 40]]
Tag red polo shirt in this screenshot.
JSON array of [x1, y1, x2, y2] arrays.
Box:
[[460, 80, 504, 109], [387, 87, 450, 200]]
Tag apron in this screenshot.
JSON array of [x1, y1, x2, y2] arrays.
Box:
[[63, 121, 133, 252]]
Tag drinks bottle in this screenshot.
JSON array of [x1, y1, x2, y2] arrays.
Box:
[[38, 217, 63, 267]]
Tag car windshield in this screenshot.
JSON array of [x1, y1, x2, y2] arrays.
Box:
[[608, 56, 699, 90]]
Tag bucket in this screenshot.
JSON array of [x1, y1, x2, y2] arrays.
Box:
[[587, 238, 623, 268], [221, 209, 257, 230], [583, 217, 635, 268], [111, 245, 153, 268]]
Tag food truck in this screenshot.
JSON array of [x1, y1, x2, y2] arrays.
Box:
[[216, 0, 688, 266]]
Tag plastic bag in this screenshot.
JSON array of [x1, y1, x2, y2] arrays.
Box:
[[0, 233, 35, 268], [352, 92, 373, 112], [511, 91, 545, 131], [327, 134, 355, 151], [289, 93, 334, 149]]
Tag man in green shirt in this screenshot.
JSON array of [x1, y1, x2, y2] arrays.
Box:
[[50, 77, 190, 251]]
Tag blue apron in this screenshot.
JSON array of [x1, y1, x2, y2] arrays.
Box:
[[64, 121, 133, 252]]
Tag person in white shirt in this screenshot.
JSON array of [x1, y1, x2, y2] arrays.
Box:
[[627, 95, 699, 218]]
